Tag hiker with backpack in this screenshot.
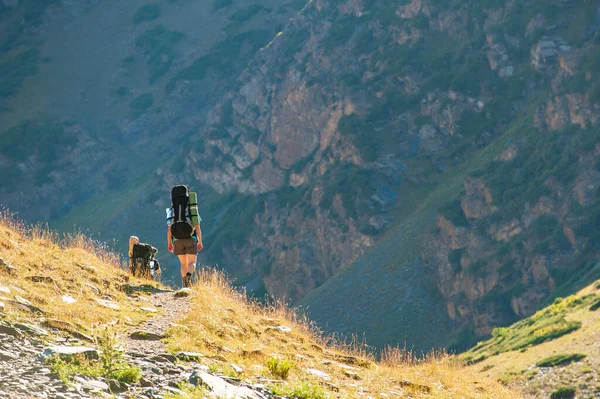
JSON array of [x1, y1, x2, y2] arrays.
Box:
[[166, 185, 203, 287], [128, 235, 161, 279]]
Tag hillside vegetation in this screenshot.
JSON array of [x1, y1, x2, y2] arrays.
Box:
[[465, 279, 600, 399], [0, 215, 522, 398]]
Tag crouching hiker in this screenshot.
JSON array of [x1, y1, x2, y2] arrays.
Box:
[[128, 235, 161, 279], [166, 185, 203, 287]]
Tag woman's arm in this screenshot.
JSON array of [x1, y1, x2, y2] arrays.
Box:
[[195, 223, 203, 251], [167, 227, 174, 252]]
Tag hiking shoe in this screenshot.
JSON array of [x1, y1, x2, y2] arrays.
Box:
[[183, 274, 192, 288]]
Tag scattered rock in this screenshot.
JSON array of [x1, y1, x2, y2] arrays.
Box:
[[7, 297, 45, 313], [108, 379, 128, 393], [83, 283, 101, 295], [150, 353, 176, 363], [343, 370, 362, 380], [92, 298, 120, 310], [139, 377, 153, 387], [163, 386, 187, 395], [174, 288, 192, 298], [266, 325, 292, 333], [397, 379, 431, 393], [0, 321, 21, 336], [0, 349, 17, 361], [0, 284, 10, 294], [42, 346, 100, 361], [306, 368, 331, 380], [189, 370, 261, 399], [231, 363, 243, 373], [61, 295, 77, 304], [176, 351, 205, 361], [0, 258, 17, 274], [14, 323, 49, 336], [73, 375, 109, 392], [26, 275, 56, 284], [129, 330, 164, 341], [140, 307, 158, 313]]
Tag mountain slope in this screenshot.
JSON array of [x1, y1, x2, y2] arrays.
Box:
[[0, 216, 522, 398], [465, 276, 600, 399]]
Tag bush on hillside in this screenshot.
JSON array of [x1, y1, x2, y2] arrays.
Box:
[[130, 93, 154, 116], [135, 25, 184, 82], [536, 353, 586, 368], [550, 387, 576, 399]]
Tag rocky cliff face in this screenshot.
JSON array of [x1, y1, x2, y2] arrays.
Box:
[[1, 0, 600, 351]]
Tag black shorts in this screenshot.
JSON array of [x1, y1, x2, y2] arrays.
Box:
[[173, 237, 198, 255]]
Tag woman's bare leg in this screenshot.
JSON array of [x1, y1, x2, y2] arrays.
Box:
[[177, 254, 188, 279], [187, 254, 197, 283]]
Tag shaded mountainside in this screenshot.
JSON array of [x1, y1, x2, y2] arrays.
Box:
[[184, 0, 600, 351], [1, 0, 600, 353], [0, 0, 304, 276]]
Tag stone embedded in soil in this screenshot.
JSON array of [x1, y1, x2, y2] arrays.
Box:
[[0, 258, 17, 274], [174, 288, 192, 298], [72, 376, 109, 392], [175, 351, 205, 361], [0, 284, 10, 294], [129, 330, 164, 340], [26, 275, 56, 284], [92, 298, 120, 310], [61, 295, 77, 304], [140, 307, 158, 313], [42, 346, 100, 360], [306, 368, 331, 380], [189, 370, 261, 399], [83, 283, 101, 295], [14, 323, 49, 336], [0, 321, 21, 336], [0, 349, 17, 360]]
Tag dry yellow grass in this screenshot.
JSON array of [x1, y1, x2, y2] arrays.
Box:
[[0, 212, 158, 337], [0, 213, 523, 398], [166, 269, 523, 399]]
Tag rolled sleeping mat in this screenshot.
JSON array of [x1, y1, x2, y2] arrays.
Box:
[[189, 192, 200, 226]]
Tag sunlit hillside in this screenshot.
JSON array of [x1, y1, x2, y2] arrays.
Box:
[[465, 277, 600, 399], [0, 213, 522, 398]]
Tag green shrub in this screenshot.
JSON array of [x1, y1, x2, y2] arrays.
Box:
[[132, 4, 161, 24], [135, 25, 184, 82], [0, 120, 73, 163], [266, 358, 292, 379], [590, 298, 600, 311], [167, 29, 270, 91], [550, 387, 576, 399], [48, 327, 141, 384], [438, 199, 469, 227], [448, 249, 464, 273], [536, 353, 586, 368]]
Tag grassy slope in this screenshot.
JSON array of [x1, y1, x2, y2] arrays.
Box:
[[465, 277, 600, 399], [300, 114, 535, 351], [0, 213, 157, 336], [165, 269, 522, 399], [0, 217, 522, 399]]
